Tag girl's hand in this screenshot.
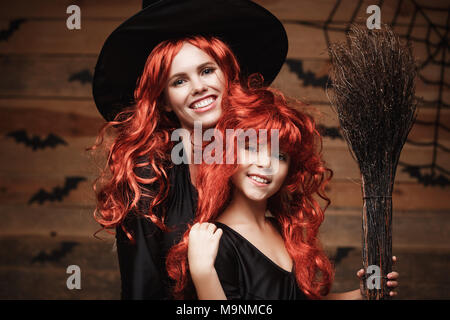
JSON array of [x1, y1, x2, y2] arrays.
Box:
[[188, 222, 223, 277], [357, 256, 399, 299]]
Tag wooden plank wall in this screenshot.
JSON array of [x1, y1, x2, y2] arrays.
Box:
[[0, 0, 448, 299]]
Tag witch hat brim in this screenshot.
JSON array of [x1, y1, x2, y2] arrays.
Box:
[[93, 0, 288, 121]]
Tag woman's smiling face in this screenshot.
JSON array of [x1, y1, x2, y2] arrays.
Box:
[[164, 42, 226, 130]]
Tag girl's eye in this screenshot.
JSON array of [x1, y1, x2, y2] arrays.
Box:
[[272, 152, 287, 161], [244, 141, 257, 152], [278, 153, 287, 161]]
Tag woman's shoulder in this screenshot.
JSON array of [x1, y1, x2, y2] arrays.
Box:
[[134, 155, 182, 188], [134, 155, 155, 180], [134, 155, 172, 178]]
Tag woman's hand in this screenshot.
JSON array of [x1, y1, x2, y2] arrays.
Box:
[[357, 256, 399, 299], [188, 222, 223, 278]]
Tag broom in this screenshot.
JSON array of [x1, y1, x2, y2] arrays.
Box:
[[327, 24, 417, 299]]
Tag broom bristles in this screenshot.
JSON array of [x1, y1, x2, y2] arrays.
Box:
[[328, 24, 417, 195]]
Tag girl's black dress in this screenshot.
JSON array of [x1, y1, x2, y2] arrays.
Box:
[[115, 161, 307, 300], [213, 221, 307, 300]]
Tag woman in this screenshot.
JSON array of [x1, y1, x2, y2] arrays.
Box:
[[166, 85, 398, 300], [90, 0, 288, 299]]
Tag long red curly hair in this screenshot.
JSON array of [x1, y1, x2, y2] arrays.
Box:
[[166, 84, 335, 299], [87, 35, 241, 240]]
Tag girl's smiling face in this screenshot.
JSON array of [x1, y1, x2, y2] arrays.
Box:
[[232, 142, 290, 202], [164, 42, 226, 130]]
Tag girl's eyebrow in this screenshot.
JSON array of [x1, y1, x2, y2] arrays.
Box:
[[168, 62, 216, 82]]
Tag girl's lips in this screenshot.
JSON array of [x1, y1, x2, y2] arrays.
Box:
[[247, 175, 270, 187]]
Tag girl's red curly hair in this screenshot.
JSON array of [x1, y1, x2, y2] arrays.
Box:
[[166, 83, 335, 299]]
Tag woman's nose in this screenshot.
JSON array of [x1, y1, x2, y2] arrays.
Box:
[[191, 77, 207, 95]]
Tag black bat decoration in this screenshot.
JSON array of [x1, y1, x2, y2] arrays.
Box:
[[6, 130, 67, 151], [333, 247, 355, 266], [68, 69, 93, 84], [31, 241, 79, 264], [28, 176, 87, 205], [0, 19, 26, 42], [285, 58, 330, 88]]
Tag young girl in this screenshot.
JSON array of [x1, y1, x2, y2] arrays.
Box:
[[166, 84, 399, 300]]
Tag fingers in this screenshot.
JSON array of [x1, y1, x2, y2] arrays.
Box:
[[387, 272, 399, 289], [388, 258, 399, 297], [190, 222, 222, 237], [387, 281, 398, 287], [207, 222, 217, 234], [191, 222, 200, 230], [388, 271, 399, 280], [356, 268, 365, 279], [356, 259, 399, 298], [191, 222, 214, 231], [212, 227, 223, 241]]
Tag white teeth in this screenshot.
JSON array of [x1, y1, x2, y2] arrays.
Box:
[[192, 97, 215, 109], [248, 175, 269, 184]]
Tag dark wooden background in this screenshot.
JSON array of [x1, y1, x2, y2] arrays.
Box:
[[0, 0, 448, 299]]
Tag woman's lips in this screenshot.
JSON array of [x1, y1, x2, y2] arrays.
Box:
[[189, 95, 217, 113]]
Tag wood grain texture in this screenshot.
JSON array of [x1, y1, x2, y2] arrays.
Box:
[[254, 0, 449, 25], [0, 19, 445, 62], [0, 19, 121, 54], [319, 209, 450, 249], [0, 0, 141, 19]]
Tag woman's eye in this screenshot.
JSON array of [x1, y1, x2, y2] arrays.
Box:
[[172, 79, 185, 86], [202, 67, 215, 75]]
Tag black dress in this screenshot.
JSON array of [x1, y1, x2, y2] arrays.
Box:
[[115, 161, 198, 300], [213, 221, 308, 300], [115, 156, 307, 300]]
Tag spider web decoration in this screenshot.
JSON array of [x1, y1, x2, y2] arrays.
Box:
[[283, 0, 449, 187]]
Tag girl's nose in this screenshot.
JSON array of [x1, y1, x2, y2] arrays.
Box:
[[255, 148, 271, 168], [254, 146, 280, 175]]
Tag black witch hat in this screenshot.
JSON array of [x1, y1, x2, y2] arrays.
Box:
[[92, 0, 288, 121]]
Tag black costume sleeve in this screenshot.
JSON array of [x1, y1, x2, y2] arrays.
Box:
[[115, 159, 167, 300], [214, 232, 242, 300], [116, 215, 166, 299]]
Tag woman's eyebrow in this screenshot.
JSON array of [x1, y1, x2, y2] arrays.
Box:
[[168, 62, 216, 81]]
